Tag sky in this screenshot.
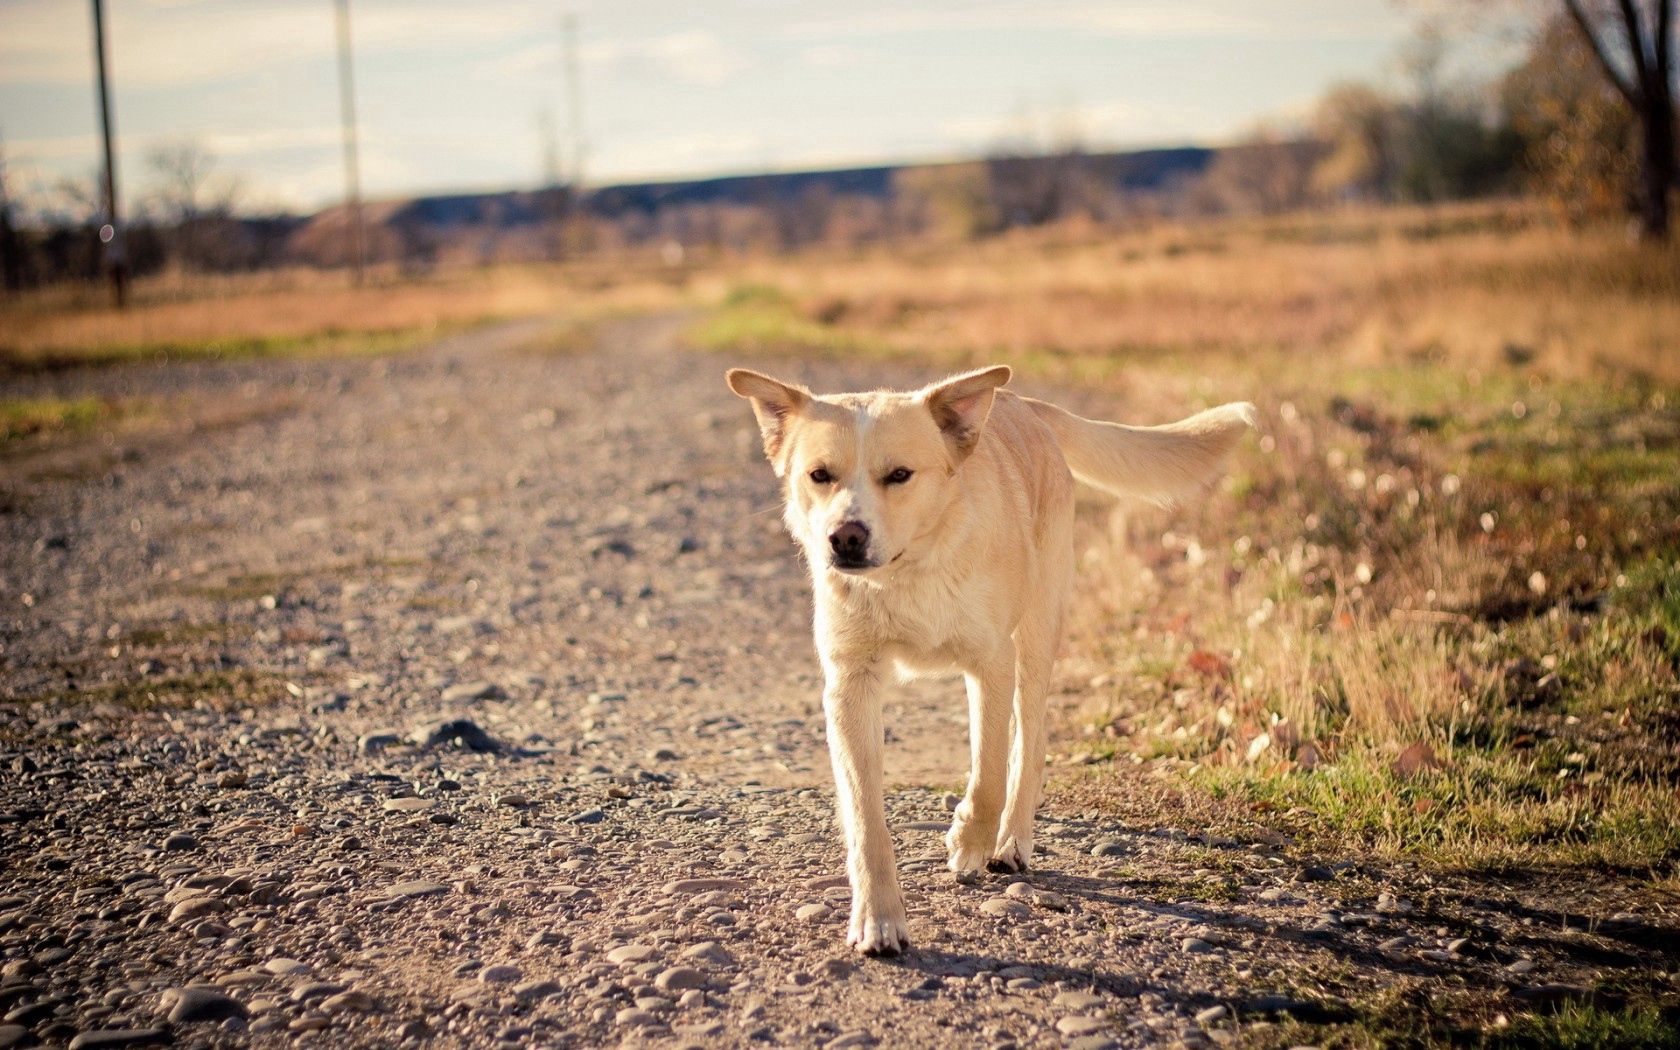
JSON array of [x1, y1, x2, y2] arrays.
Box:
[[0, 0, 1436, 214]]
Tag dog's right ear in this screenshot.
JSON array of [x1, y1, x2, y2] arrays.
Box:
[[726, 368, 810, 474]]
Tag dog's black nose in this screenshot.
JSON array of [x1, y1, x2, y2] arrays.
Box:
[[828, 521, 870, 562]]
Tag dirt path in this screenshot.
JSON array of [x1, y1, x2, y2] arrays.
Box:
[[1, 316, 1673, 1049]]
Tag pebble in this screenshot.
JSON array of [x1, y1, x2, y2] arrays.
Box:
[[615, 1007, 661, 1027], [66, 1031, 169, 1050], [606, 945, 658, 966], [289, 982, 345, 1004], [387, 880, 449, 899], [382, 797, 433, 813], [415, 718, 504, 752], [162, 985, 248, 1023], [1181, 937, 1215, 954], [264, 958, 309, 976], [681, 942, 735, 967], [1055, 1016, 1106, 1036], [795, 903, 831, 923], [514, 980, 560, 1001], [569, 809, 606, 825], [654, 967, 707, 992], [1090, 840, 1127, 857], [440, 681, 506, 703], [161, 833, 197, 852], [1194, 1005, 1228, 1024], [358, 731, 401, 754], [321, 990, 376, 1013], [663, 878, 746, 894], [166, 898, 224, 924], [480, 965, 522, 984], [824, 1032, 877, 1049], [979, 898, 1030, 919], [0, 1026, 26, 1050], [1054, 991, 1104, 1011]]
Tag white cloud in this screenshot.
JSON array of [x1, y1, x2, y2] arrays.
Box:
[[583, 31, 748, 86]]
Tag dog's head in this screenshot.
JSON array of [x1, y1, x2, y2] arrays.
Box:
[[726, 365, 1011, 577]]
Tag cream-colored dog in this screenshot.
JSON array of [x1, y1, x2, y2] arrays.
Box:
[[727, 364, 1253, 956]]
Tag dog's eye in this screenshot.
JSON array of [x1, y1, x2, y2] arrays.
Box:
[[808, 467, 832, 484], [883, 467, 914, 485]]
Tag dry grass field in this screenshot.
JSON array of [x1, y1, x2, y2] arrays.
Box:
[[694, 201, 1680, 881]]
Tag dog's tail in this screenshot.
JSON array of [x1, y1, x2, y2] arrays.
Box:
[[1023, 396, 1257, 507]]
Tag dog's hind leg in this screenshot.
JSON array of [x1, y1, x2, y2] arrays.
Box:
[[822, 655, 910, 957], [946, 645, 1017, 874]]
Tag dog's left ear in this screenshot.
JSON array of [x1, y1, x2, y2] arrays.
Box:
[[726, 368, 811, 474], [922, 365, 1011, 463]]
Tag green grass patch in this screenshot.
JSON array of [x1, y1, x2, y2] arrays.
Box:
[[1197, 750, 1680, 871], [0, 322, 485, 376], [691, 283, 897, 361], [1487, 1004, 1680, 1050], [0, 395, 120, 443]]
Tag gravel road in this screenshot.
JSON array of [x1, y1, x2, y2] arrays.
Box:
[[1, 316, 1673, 1049]]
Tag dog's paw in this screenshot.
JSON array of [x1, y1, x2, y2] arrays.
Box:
[[946, 838, 990, 874], [847, 899, 910, 957], [946, 816, 996, 874], [987, 834, 1031, 874]]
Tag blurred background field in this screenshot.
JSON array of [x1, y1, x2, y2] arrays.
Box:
[[3, 2, 1679, 1040]]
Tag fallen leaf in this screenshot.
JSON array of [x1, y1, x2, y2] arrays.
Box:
[[1187, 649, 1232, 680], [1393, 742, 1445, 779]]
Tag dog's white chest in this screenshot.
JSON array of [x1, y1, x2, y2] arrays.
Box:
[[820, 570, 994, 672]]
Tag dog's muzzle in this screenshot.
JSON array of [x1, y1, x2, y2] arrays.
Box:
[[828, 521, 875, 571]]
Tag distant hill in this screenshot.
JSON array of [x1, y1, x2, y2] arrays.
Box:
[[291, 145, 1216, 260]]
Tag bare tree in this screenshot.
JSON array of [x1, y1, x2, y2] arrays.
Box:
[[1561, 0, 1676, 239], [146, 139, 242, 270], [147, 140, 214, 227]]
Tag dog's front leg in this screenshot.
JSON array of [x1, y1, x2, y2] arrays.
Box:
[[822, 655, 909, 956], [947, 644, 1016, 873]]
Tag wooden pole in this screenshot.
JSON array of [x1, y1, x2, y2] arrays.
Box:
[[90, 0, 126, 307]]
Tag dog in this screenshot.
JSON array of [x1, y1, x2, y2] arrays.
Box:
[[726, 364, 1254, 955]]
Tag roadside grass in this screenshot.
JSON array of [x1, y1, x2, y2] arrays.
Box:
[[0, 395, 126, 444], [692, 202, 1680, 878], [0, 262, 691, 373], [1250, 999, 1680, 1050]]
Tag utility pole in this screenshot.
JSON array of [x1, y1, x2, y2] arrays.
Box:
[[334, 0, 366, 284], [90, 0, 126, 307], [562, 13, 584, 193]]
